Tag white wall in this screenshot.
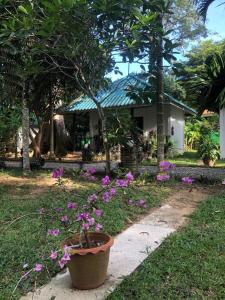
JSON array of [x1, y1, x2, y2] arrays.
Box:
[[220, 107, 225, 159], [89, 104, 185, 153], [169, 105, 185, 153], [134, 104, 171, 138]]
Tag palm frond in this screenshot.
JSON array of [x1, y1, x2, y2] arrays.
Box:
[[195, 0, 216, 21]]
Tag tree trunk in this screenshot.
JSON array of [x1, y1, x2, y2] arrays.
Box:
[[30, 124, 43, 158], [156, 14, 165, 167], [22, 83, 30, 171], [54, 115, 71, 157], [102, 117, 110, 174], [88, 90, 110, 174], [49, 94, 55, 159]]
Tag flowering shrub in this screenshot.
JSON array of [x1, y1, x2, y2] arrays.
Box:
[[156, 161, 175, 182], [182, 177, 194, 184], [13, 167, 142, 294]]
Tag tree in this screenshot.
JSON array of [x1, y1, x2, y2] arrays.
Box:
[[195, 0, 225, 20], [110, 0, 206, 166], [0, 0, 113, 170], [190, 49, 225, 113], [174, 39, 225, 108]]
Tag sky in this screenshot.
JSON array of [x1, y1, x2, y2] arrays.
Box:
[[109, 1, 225, 81]]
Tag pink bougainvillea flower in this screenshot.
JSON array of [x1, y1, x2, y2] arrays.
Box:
[[82, 223, 90, 230], [125, 171, 134, 182], [48, 229, 60, 236], [34, 263, 43, 272], [67, 202, 76, 209], [159, 161, 175, 172], [49, 250, 57, 260], [109, 187, 116, 197], [88, 217, 95, 226], [127, 199, 133, 206], [101, 175, 110, 186], [182, 177, 194, 184], [95, 223, 103, 232], [88, 193, 98, 203], [94, 209, 102, 217], [86, 167, 96, 175], [52, 167, 64, 179], [116, 179, 128, 188], [58, 251, 71, 269], [102, 191, 110, 202], [156, 174, 170, 181], [77, 212, 90, 221], [138, 199, 147, 208], [60, 215, 69, 223]]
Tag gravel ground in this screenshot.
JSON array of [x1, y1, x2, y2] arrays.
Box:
[[139, 165, 225, 181]]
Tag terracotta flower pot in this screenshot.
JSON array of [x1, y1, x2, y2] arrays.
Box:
[[63, 232, 113, 290]]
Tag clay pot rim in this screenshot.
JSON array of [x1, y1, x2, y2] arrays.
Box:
[[63, 232, 114, 256]]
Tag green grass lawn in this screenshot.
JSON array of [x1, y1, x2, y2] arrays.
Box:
[[0, 169, 172, 300], [143, 150, 225, 168], [107, 191, 225, 300]]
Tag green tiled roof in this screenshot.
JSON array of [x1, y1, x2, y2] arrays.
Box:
[[64, 73, 196, 115]]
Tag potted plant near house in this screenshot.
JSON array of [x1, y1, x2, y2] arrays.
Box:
[[14, 168, 135, 294], [197, 137, 220, 167]]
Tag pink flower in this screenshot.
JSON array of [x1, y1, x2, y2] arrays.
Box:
[[60, 215, 69, 222], [95, 223, 103, 232], [182, 177, 194, 184], [101, 175, 110, 186], [138, 199, 146, 208], [34, 263, 42, 272], [156, 174, 170, 181], [109, 187, 116, 197], [159, 161, 175, 172], [52, 167, 64, 179], [58, 252, 71, 269], [102, 191, 110, 202], [125, 171, 134, 182], [77, 212, 90, 221], [88, 194, 98, 203], [86, 167, 96, 175], [127, 199, 133, 206], [67, 202, 76, 209], [94, 209, 102, 217], [222, 180, 225, 185], [88, 217, 95, 226], [50, 250, 57, 260], [82, 223, 90, 230], [116, 179, 128, 187], [48, 229, 60, 236]]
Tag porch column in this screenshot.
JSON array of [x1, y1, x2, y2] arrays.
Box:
[[220, 107, 225, 159]]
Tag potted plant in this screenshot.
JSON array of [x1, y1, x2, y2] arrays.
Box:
[[12, 168, 135, 295], [50, 169, 135, 289], [197, 137, 220, 167]]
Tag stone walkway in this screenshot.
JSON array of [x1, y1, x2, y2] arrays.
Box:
[[21, 187, 211, 300]]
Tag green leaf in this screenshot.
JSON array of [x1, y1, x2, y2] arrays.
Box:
[[18, 5, 28, 15]]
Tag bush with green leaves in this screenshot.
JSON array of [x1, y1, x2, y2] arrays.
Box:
[[197, 124, 220, 164], [0, 106, 21, 155]]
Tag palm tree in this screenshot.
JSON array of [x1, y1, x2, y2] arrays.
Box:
[[195, 0, 224, 20], [191, 50, 225, 113]]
